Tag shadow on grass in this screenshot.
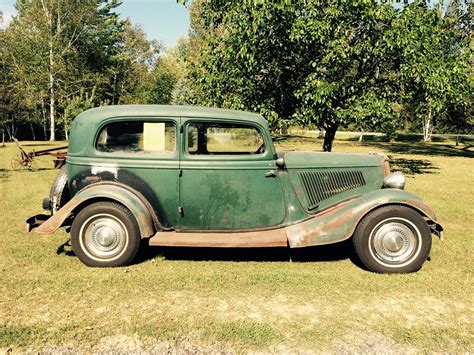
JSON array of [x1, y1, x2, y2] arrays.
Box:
[[0, 168, 10, 180], [274, 134, 321, 145], [363, 142, 473, 158], [21, 143, 58, 147], [277, 134, 473, 158], [8, 164, 57, 172], [56, 237, 366, 269], [389, 157, 439, 175], [136, 239, 359, 264], [56, 239, 75, 256]]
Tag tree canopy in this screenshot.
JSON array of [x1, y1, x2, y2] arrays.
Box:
[[186, 0, 471, 150], [0, 0, 471, 148]]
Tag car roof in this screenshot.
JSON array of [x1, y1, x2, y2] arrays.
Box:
[[74, 105, 268, 126]]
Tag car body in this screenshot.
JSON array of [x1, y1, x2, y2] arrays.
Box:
[[27, 105, 443, 272]]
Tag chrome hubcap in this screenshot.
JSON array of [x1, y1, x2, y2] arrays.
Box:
[[95, 225, 118, 248], [372, 221, 417, 264], [80, 214, 128, 260]]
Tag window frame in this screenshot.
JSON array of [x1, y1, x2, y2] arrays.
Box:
[[182, 119, 274, 161], [93, 117, 179, 160]]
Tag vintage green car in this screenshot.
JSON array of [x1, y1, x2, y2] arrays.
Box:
[[27, 105, 442, 272]]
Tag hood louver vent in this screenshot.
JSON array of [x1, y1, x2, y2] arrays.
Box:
[[298, 170, 365, 210]]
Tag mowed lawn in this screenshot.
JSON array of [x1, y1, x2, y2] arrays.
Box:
[[0, 134, 472, 352]]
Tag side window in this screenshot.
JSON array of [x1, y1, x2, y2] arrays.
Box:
[[96, 121, 176, 155], [187, 122, 265, 155]]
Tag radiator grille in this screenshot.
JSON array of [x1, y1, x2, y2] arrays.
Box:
[[298, 170, 365, 210]]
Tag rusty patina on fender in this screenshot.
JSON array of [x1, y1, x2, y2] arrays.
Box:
[[286, 188, 442, 248], [30, 182, 157, 238]]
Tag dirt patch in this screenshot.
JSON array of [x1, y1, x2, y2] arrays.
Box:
[[37, 335, 236, 354], [332, 331, 417, 353], [95, 334, 145, 352]]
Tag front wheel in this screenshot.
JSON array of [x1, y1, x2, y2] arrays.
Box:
[[353, 205, 432, 273], [71, 202, 140, 267]]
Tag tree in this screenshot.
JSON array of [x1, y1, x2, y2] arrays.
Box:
[[3, 0, 126, 141], [394, 1, 471, 142], [187, 1, 402, 151], [111, 19, 161, 105], [291, 2, 400, 150]]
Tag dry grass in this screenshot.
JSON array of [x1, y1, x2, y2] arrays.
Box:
[[0, 135, 473, 353]]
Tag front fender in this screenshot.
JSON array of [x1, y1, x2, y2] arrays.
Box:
[[286, 189, 442, 248], [32, 182, 156, 238]]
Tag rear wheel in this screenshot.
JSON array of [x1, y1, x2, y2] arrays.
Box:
[[71, 202, 140, 267], [353, 205, 432, 273]]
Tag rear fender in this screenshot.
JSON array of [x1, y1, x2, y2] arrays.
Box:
[[33, 182, 157, 237], [287, 189, 442, 248]]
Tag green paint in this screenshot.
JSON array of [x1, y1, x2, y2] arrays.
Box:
[[63, 105, 437, 235]]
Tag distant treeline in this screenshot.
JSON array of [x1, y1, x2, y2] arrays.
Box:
[[1, 0, 472, 151]]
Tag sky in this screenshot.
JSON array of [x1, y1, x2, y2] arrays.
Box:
[[0, 0, 190, 48]]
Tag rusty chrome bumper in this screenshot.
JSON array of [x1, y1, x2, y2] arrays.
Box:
[[25, 214, 51, 233], [429, 222, 444, 240]]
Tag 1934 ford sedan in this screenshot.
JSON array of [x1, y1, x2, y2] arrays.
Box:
[[27, 105, 443, 272]]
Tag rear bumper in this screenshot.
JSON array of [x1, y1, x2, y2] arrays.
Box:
[[429, 221, 444, 240], [25, 214, 51, 232]]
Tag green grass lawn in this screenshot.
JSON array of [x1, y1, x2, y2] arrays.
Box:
[[0, 136, 473, 352]]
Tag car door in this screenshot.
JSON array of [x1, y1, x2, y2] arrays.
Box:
[[178, 118, 286, 231], [83, 117, 181, 229]]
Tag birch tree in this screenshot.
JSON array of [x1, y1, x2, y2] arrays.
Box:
[[4, 0, 123, 140]]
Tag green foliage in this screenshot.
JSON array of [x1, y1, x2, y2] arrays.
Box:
[[186, 0, 472, 151], [0, 0, 171, 140], [61, 93, 96, 139], [188, 1, 402, 151], [393, 1, 471, 141], [291, 1, 401, 150]]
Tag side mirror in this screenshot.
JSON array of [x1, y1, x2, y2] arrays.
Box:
[[275, 157, 285, 169]]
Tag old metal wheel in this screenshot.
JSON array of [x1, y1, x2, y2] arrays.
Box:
[[80, 214, 128, 260], [71, 201, 140, 267], [10, 156, 23, 170], [369, 218, 420, 267], [353, 205, 432, 273]]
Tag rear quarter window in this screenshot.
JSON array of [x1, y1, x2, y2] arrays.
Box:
[[96, 121, 176, 155]]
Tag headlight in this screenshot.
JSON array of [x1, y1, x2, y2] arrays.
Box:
[[383, 171, 405, 190]]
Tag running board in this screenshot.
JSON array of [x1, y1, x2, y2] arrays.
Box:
[[148, 229, 288, 248]]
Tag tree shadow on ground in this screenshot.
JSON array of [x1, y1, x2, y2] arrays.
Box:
[[389, 157, 439, 175], [21, 143, 58, 147], [274, 134, 321, 145], [0, 168, 10, 182], [363, 142, 473, 158]]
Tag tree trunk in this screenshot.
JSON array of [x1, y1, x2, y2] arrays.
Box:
[[30, 122, 36, 140], [49, 38, 56, 141], [318, 128, 325, 138], [422, 108, 433, 142], [41, 97, 48, 140], [358, 129, 364, 143], [6, 123, 17, 141], [322, 126, 337, 152]]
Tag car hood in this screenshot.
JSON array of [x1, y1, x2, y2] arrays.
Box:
[[281, 151, 384, 169]]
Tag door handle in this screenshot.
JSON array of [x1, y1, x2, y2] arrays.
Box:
[[265, 170, 277, 177]]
